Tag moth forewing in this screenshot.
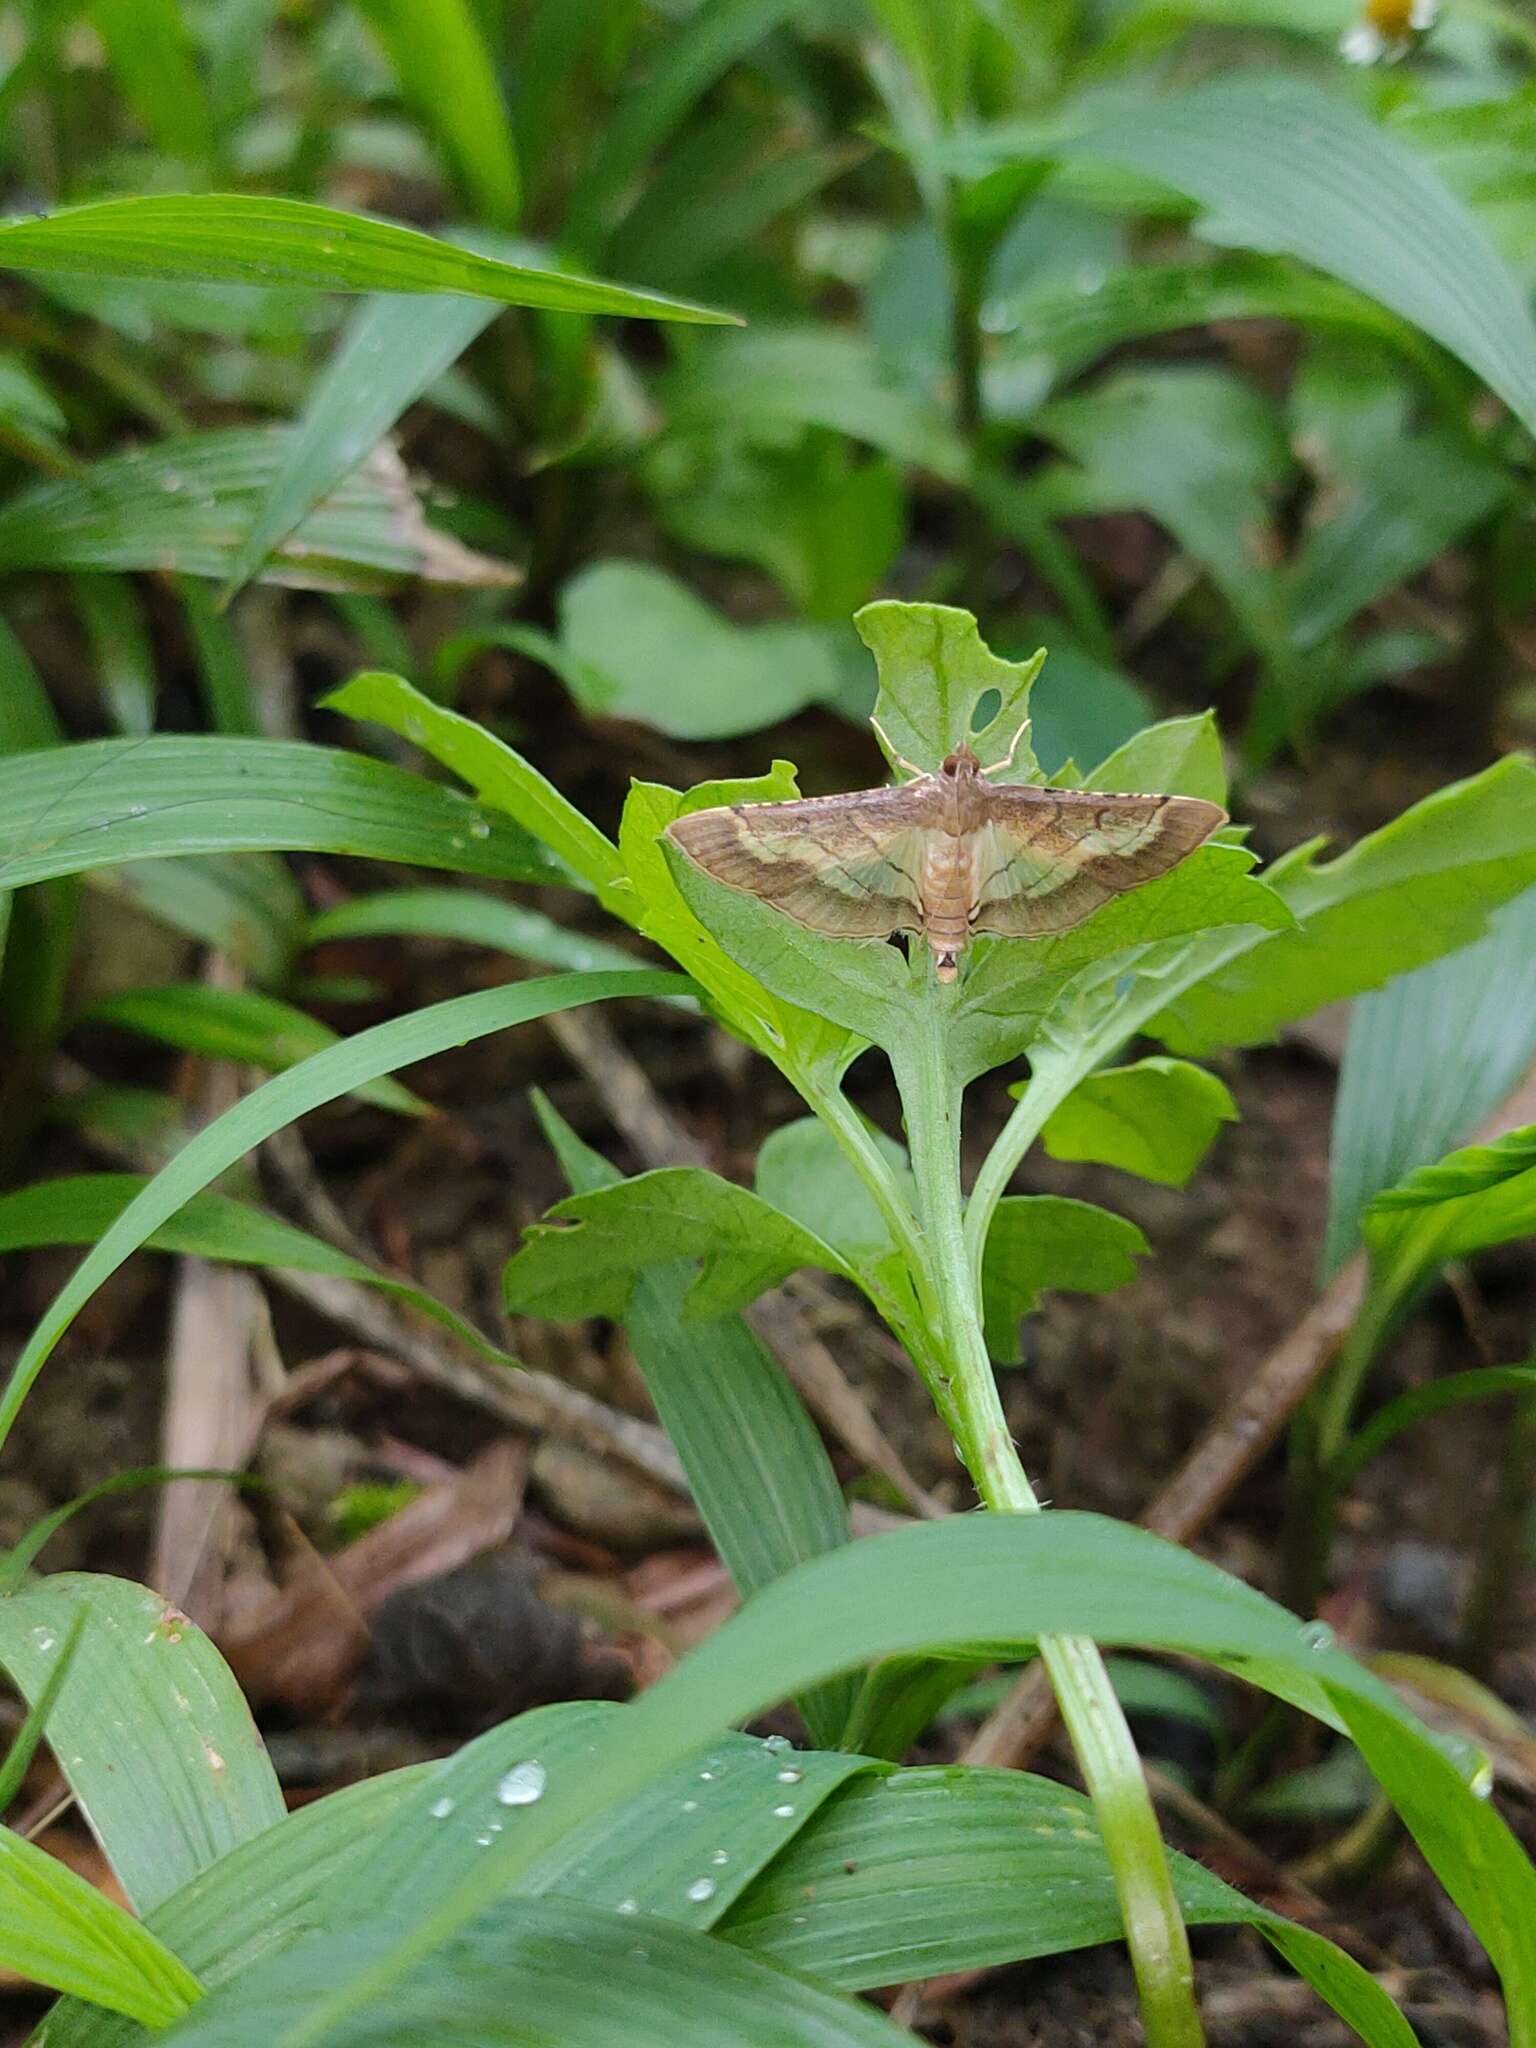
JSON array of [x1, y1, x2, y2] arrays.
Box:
[[665, 748, 1227, 978]]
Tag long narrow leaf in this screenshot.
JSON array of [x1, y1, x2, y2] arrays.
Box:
[[0, 971, 689, 1449]]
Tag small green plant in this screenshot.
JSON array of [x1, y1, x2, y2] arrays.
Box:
[[4, 606, 1536, 2045]]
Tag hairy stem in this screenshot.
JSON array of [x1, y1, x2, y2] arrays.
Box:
[[895, 1004, 1204, 2048]]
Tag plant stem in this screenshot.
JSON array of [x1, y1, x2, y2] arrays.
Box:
[[895, 1004, 1205, 2048]]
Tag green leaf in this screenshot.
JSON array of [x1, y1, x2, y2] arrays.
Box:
[[755, 1115, 914, 1267], [353, 0, 520, 226], [1152, 756, 1536, 1055], [0, 971, 691, 1451], [658, 327, 968, 481], [981, 1195, 1148, 1363], [1330, 1363, 1536, 1495], [0, 195, 736, 325], [1085, 712, 1228, 807], [306, 887, 646, 979], [89, 852, 305, 987], [721, 1765, 1418, 2047], [1323, 884, 1536, 1276], [177, 580, 260, 736], [0, 1574, 283, 1913], [0, 1821, 200, 2027], [322, 671, 626, 903], [1061, 75, 1536, 439], [1025, 641, 1154, 783], [1033, 366, 1291, 656], [1040, 1057, 1237, 1188], [0, 617, 61, 754], [85, 984, 427, 1115], [854, 599, 1044, 775], [551, 561, 847, 741], [90, 0, 212, 168], [274, 1511, 1504, 2043], [1363, 1124, 1536, 1299], [0, 736, 563, 891], [0, 428, 519, 591], [142, 1896, 922, 2048], [71, 574, 157, 737], [502, 1167, 853, 1321], [533, 1100, 855, 1744], [222, 293, 501, 598]]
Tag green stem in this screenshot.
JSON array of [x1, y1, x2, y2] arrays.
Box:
[[895, 1003, 1204, 2048]]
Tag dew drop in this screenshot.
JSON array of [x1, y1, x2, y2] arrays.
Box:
[[775, 1766, 803, 1785], [497, 1759, 546, 1806], [468, 817, 492, 839], [1302, 1620, 1335, 1653], [125, 803, 147, 819], [772, 1803, 796, 1819], [709, 1848, 728, 1866], [616, 1898, 639, 1915], [685, 1877, 716, 1903], [30, 1629, 56, 1653], [761, 1734, 790, 1754], [698, 1769, 717, 1782], [450, 834, 466, 851], [680, 1799, 699, 1813], [475, 1832, 493, 1847], [428, 1795, 456, 1819]]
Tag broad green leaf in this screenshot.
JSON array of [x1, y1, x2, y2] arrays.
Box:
[[0, 428, 518, 591], [41, 1773, 422, 2048], [90, 0, 212, 168], [0, 1822, 200, 2026], [0, 1574, 283, 1913], [354, 0, 520, 226], [144, 1895, 921, 2048], [86, 985, 427, 1116], [1324, 885, 1536, 1276], [721, 1766, 1418, 2047], [223, 293, 501, 598], [71, 574, 157, 737], [1061, 75, 1536, 439], [854, 599, 1044, 775], [1040, 1057, 1237, 1188], [1153, 756, 1536, 1055], [502, 1167, 853, 1321], [552, 561, 847, 741], [322, 671, 626, 904], [89, 852, 305, 986], [1085, 712, 1228, 806], [0, 736, 562, 891], [754, 1115, 914, 1267], [658, 327, 968, 481], [534, 1099, 855, 1743], [981, 1195, 1148, 1363], [275, 1511, 1504, 2043], [306, 887, 645, 979], [0, 971, 690, 1450], [1033, 366, 1291, 656], [648, 434, 905, 625], [0, 196, 735, 325], [1363, 1125, 1536, 1300]]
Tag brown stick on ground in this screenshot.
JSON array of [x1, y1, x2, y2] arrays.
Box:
[[547, 1006, 945, 1517], [962, 1056, 1536, 1774]]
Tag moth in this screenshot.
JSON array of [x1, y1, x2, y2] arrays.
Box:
[[666, 725, 1226, 983]]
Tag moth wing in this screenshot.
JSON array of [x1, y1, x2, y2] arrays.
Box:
[[667, 787, 929, 939], [970, 787, 1226, 938]]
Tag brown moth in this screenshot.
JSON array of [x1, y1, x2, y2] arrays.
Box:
[[666, 725, 1226, 983]]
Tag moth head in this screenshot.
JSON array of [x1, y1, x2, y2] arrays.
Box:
[[940, 742, 982, 779]]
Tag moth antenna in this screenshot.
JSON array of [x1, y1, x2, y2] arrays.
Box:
[[870, 716, 924, 782], [981, 719, 1030, 779]]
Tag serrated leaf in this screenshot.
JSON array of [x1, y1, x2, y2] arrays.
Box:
[[0, 195, 735, 325], [981, 1195, 1148, 1363], [1040, 1057, 1237, 1188], [502, 1168, 853, 1321], [1152, 756, 1536, 1055], [754, 1115, 915, 1266], [855, 599, 1044, 775], [1085, 713, 1228, 807]]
